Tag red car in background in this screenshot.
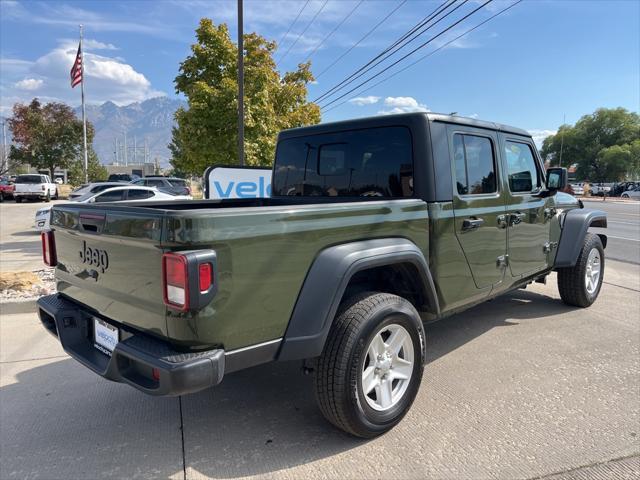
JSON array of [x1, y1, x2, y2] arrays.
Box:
[[0, 178, 15, 201]]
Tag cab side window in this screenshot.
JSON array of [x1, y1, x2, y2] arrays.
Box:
[[453, 133, 497, 195], [504, 141, 541, 193]]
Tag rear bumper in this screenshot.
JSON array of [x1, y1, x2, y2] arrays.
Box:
[[37, 294, 225, 396], [15, 192, 45, 198]]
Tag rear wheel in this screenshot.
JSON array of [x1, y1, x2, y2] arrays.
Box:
[[53, 189, 59, 200], [15, 197, 22, 203], [557, 233, 604, 307], [314, 292, 425, 438]]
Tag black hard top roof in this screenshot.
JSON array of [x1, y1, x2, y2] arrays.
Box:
[[279, 112, 531, 139]]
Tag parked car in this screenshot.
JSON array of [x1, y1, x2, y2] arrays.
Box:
[[13, 174, 58, 202], [570, 183, 584, 196], [621, 186, 640, 199], [0, 178, 15, 201], [131, 176, 192, 196], [107, 173, 139, 183], [591, 183, 612, 196], [609, 182, 638, 197], [37, 112, 607, 438], [68, 182, 128, 200], [35, 185, 190, 231]]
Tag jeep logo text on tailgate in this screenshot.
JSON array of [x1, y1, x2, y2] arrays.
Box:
[[79, 241, 109, 272]]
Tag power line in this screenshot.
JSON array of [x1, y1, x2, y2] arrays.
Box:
[[322, 0, 523, 114], [315, 0, 408, 80], [313, 0, 461, 104], [276, 0, 311, 52], [304, 0, 364, 64], [319, 0, 495, 110], [278, 0, 329, 65]]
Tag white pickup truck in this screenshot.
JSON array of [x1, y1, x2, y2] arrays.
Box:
[[14, 174, 58, 202]]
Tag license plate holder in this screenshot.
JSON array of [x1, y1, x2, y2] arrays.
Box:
[[93, 318, 119, 356]]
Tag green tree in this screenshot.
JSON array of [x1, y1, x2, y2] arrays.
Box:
[[8, 99, 95, 176], [67, 149, 108, 186], [541, 107, 640, 181], [170, 19, 321, 175]]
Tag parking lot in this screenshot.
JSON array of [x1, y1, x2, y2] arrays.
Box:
[[1, 199, 639, 479]]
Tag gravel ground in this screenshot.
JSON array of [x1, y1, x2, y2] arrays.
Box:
[[0, 268, 56, 303]]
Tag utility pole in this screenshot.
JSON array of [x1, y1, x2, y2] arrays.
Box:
[[237, 0, 245, 166], [114, 138, 118, 164]]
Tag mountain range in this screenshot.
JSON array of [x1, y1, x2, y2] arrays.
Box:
[[76, 97, 186, 167]]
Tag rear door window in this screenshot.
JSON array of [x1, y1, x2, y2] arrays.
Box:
[[94, 190, 125, 202], [453, 134, 497, 195], [127, 189, 154, 200], [272, 126, 413, 197]]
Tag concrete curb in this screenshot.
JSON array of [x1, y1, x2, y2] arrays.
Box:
[[0, 299, 38, 315]]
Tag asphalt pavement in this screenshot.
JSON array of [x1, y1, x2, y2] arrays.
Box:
[[1, 262, 638, 479], [0, 199, 65, 272], [585, 198, 640, 264]]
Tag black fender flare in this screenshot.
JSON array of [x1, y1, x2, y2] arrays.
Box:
[[554, 209, 607, 268], [277, 238, 439, 361]]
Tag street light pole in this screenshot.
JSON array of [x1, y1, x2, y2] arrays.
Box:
[[237, 0, 244, 166]]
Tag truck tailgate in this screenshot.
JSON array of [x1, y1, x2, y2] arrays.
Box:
[[51, 205, 168, 336]]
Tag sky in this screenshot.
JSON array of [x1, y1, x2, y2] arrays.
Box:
[[1, 0, 638, 146]]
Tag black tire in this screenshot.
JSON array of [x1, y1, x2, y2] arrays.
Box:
[[15, 197, 22, 203], [0, 194, 3, 203], [314, 292, 425, 438], [53, 189, 59, 200], [557, 233, 605, 307], [44, 192, 50, 202]]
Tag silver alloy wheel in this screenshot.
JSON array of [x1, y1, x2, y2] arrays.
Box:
[[361, 323, 414, 412], [585, 248, 601, 295]]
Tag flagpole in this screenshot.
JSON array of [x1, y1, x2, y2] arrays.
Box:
[[79, 24, 89, 183]]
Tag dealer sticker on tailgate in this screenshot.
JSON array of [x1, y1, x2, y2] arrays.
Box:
[[94, 318, 119, 356]]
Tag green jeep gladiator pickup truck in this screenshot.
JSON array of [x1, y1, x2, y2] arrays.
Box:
[[38, 113, 607, 438]]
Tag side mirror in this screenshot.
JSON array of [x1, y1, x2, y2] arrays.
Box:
[[546, 167, 567, 192]]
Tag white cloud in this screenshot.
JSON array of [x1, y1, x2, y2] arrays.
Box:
[[1, 39, 164, 112], [378, 96, 430, 115], [14, 78, 43, 90], [528, 129, 557, 148], [348, 96, 380, 106]]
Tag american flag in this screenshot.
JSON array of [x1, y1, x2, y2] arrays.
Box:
[[70, 44, 82, 88]]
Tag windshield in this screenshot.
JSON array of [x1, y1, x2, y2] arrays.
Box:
[[15, 175, 43, 184]]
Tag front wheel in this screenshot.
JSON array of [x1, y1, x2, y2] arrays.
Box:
[[314, 292, 425, 438], [557, 233, 604, 307]]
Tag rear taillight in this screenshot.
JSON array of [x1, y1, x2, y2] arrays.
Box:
[[162, 252, 217, 311], [42, 184, 46, 191], [162, 253, 189, 310], [186, 187, 191, 195], [41, 231, 57, 266]]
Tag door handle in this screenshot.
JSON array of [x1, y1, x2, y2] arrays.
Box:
[[462, 217, 484, 231]]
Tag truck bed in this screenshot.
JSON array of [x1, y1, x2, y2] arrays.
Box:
[[50, 198, 430, 351]]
